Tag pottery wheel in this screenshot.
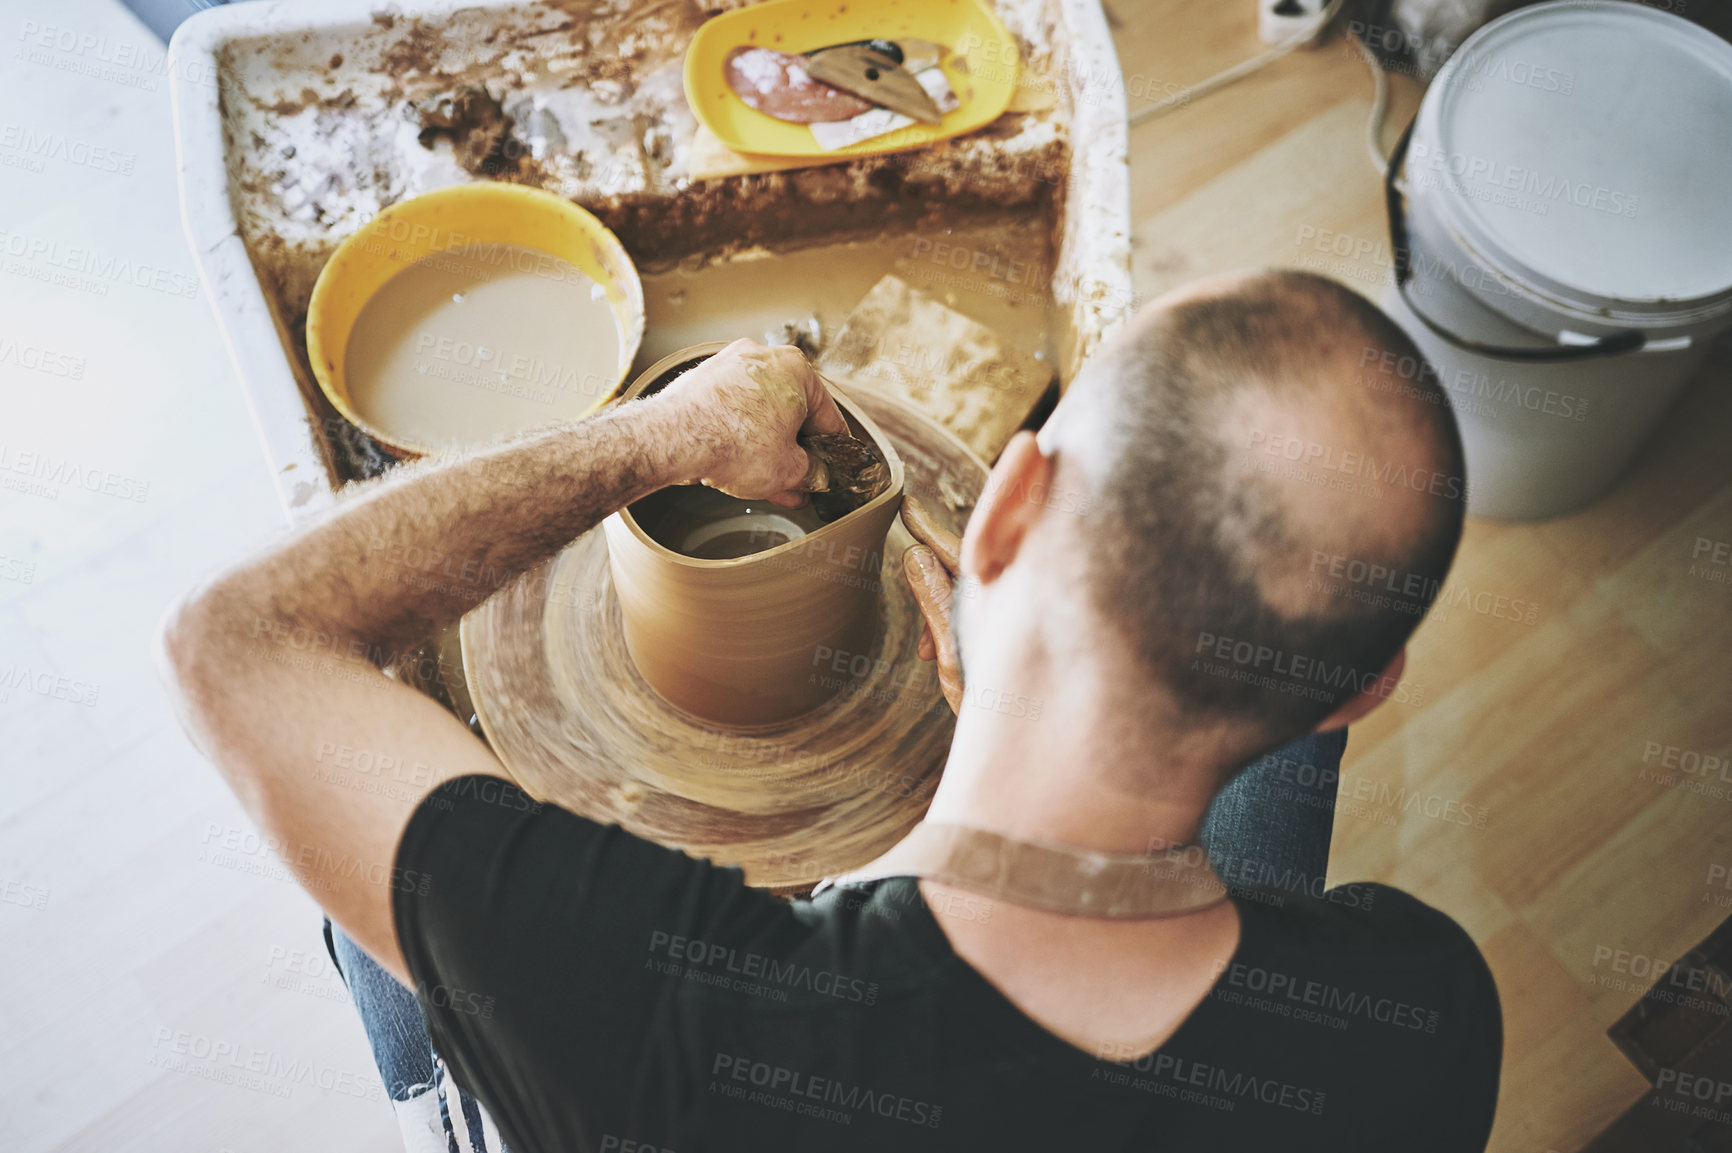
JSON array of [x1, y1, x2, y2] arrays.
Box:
[[460, 387, 988, 891]]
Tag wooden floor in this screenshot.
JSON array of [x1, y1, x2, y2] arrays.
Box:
[[1107, 2, 1732, 1150], [2, 0, 1726, 1150]]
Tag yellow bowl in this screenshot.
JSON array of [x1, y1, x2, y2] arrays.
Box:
[[684, 0, 1019, 159], [306, 183, 645, 458]]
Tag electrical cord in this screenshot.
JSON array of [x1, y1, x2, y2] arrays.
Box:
[[1126, 0, 1391, 177], [1347, 21, 1392, 176]]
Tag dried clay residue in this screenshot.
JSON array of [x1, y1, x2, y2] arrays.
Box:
[[264, 86, 357, 118], [414, 85, 536, 179]]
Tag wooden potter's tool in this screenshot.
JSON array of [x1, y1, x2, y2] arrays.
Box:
[[461, 378, 987, 893]]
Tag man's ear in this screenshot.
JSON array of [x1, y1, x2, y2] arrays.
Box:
[[960, 431, 1052, 586], [1314, 648, 1407, 732]]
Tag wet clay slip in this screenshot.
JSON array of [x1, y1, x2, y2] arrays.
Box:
[[343, 244, 622, 452], [602, 343, 905, 726]]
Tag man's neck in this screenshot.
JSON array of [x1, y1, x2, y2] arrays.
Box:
[[922, 655, 1224, 858]]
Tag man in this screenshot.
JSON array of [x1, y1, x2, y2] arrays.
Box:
[[160, 270, 1500, 1150]]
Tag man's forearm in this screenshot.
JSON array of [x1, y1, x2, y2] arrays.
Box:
[[208, 397, 691, 654], [152, 340, 838, 981]]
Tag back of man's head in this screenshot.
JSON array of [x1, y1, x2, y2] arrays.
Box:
[[1046, 270, 1465, 763]]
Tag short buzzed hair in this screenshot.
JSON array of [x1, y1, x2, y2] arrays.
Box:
[[1079, 271, 1465, 751]]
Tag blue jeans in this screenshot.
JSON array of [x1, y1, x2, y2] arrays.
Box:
[[1200, 728, 1347, 894], [323, 920, 509, 1153], [327, 729, 1347, 1150]]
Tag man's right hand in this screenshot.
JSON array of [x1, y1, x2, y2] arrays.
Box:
[[902, 497, 964, 716], [650, 338, 848, 509]]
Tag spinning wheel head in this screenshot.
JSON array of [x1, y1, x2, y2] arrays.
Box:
[[461, 364, 988, 890]]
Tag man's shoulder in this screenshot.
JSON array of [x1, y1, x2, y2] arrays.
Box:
[[1239, 881, 1501, 1019], [1247, 881, 1482, 957]]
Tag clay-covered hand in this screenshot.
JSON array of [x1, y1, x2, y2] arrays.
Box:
[[652, 338, 849, 509], [901, 496, 964, 716]]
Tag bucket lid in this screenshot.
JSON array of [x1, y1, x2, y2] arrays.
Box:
[[1419, 1, 1732, 323]]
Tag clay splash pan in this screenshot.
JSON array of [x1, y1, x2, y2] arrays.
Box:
[[168, 0, 1132, 525]]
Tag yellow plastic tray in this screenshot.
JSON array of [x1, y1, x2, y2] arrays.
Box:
[[684, 0, 1019, 159]]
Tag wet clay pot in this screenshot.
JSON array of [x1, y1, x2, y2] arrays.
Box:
[[602, 343, 905, 726]]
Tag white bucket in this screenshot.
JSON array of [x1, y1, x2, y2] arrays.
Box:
[[1382, 0, 1732, 521]]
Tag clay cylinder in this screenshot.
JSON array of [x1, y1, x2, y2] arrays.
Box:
[[603, 344, 905, 726]]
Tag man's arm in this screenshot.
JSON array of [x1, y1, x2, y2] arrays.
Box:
[[156, 340, 844, 984]]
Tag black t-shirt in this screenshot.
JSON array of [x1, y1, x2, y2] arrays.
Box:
[[394, 776, 1501, 1152]]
